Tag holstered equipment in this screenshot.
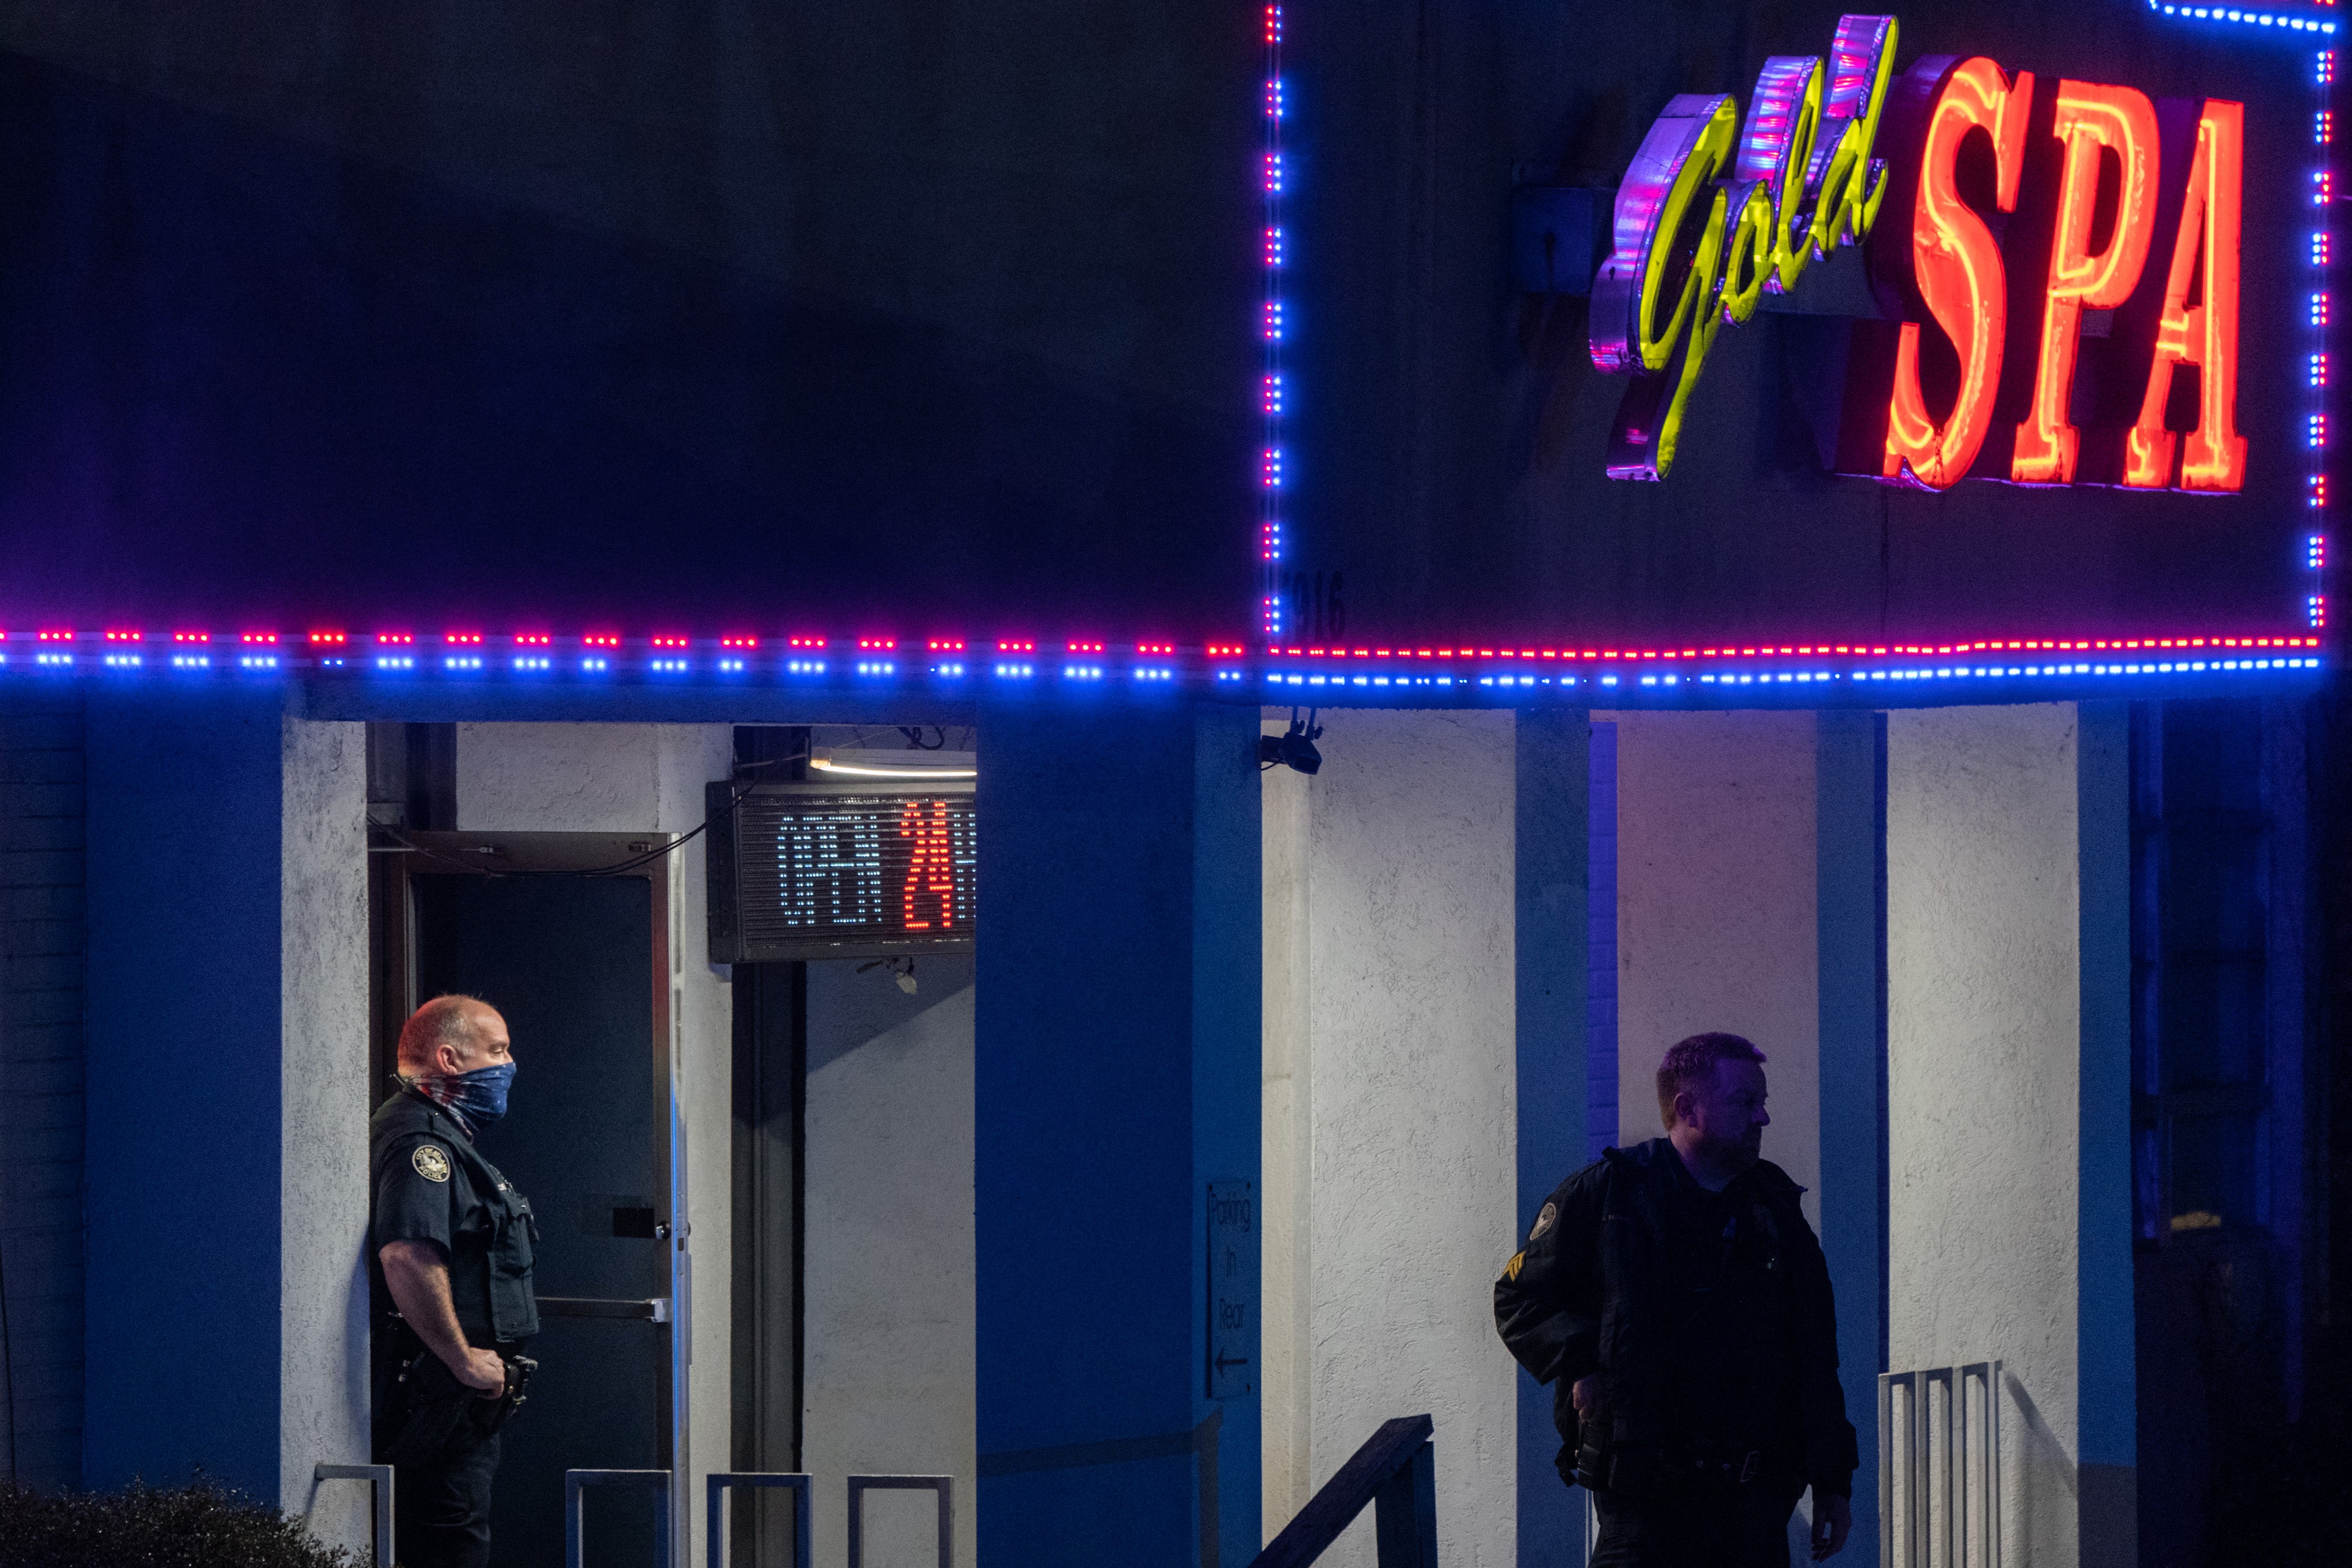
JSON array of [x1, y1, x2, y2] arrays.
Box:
[[482, 1353, 539, 1436], [382, 1346, 539, 1465]]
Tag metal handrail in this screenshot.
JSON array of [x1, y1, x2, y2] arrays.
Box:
[[846, 1474, 953, 1568], [567, 1467, 673, 1568], [1247, 1415, 1438, 1568], [313, 1462, 393, 1567], [707, 1472, 813, 1568], [1879, 1360, 2001, 1568]]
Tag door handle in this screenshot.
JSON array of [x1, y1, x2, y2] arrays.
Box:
[[536, 1296, 671, 1323]]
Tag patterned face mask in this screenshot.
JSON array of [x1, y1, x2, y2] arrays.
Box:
[[412, 1061, 517, 1136]]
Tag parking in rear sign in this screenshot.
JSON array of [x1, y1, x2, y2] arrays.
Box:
[[1208, 1179, 1257, 1398]]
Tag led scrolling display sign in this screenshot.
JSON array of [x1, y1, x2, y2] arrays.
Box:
[[1592, 11, 2265, 499], [707, 782, 979, 962]]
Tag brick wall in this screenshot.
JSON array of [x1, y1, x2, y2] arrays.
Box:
[[0, 692, 85, 1487]]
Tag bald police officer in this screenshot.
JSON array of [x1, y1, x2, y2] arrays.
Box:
[[1495, 1031, 1856, 1567], [371, 995, 540, 1568]]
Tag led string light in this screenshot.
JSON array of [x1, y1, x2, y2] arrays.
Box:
[[2146, 5, 2340, 34], [1, 626, 2321, 702], [1258, 2, 1287, 640], [2319, 33, 2336, 626]]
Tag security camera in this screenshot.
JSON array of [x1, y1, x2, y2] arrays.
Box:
[[1258, 710, 1324, 775]]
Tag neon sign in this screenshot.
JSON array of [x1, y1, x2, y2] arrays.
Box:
[[1882, 56, 2033, 489], [1594, 13, 2253, 496], [2126, 99, 2248, 490], [1591, 15, 1900, 480]]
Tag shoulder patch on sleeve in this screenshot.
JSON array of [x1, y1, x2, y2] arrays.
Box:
[[1528, 1200, 1558, 1241], [412, 1144, 452, 1183], [1502, 1252, 1524, 1283]]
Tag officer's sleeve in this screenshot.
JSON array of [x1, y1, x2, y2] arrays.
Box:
[[1492, 1165, 1605, 1388], [373, 1135, 459, 1259], [1786, 1205, 1860, 1498]]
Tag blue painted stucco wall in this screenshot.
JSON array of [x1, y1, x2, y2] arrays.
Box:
[[1515, 709, 1591, 1568], [1817, 710, 1886, 1564], [974, 698, 1260, 1567]]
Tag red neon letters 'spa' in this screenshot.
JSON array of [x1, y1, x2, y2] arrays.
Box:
[[900, 800, 956, 931]]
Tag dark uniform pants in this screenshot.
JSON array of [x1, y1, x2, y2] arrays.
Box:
[[374, 1344, 506, 1568], [1589, 1484, 1802, 1568], [393, 1424, 502, 1568]]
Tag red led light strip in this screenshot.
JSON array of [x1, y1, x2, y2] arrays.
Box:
[[1257, 2, 1287, 638], [2, 628, 2320, 657], [1259, 635, 2320, 660]]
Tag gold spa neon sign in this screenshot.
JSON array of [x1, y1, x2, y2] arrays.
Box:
[[1591, 14, 2246, 493]]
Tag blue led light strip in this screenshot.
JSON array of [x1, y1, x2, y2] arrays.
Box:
[[2154, 3, 2333, 34], [1257, 3, 1287, 640], [0, 630, 2323, 704], [2145, 4, 2338, 35], [2320, 34, 2336, 634]]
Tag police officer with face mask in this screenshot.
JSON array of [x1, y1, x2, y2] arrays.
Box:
[[370, 994, 540, 1568]]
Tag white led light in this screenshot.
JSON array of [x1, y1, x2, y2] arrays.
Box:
[[808, 756, 977, 781]]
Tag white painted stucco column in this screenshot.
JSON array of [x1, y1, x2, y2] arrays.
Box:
[[1613, 713, 1823, 1221], [281, 717, 373, 1549], [1612, 709, 1887, 1563], [1885, 703, 2133, 1568], [801, 967, 979, 1568], [1260, 708, 1518, 1568]]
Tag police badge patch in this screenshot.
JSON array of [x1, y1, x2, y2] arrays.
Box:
[[1529, 1201, 1557, 1241], [412, 1144, 452, 1183]]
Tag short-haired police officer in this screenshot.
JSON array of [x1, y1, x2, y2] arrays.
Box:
[[370, 994, 540, 1568], [1495, 1032, 1856, 1567]]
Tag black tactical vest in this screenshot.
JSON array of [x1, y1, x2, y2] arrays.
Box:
[[369, 1087, 541, 1342]]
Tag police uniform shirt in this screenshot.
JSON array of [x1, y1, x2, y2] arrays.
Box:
[[369, 1087, 541, 1344], [1657, 1153, 1779, 1445]]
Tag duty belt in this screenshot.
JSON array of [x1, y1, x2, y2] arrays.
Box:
[[1583, 1434, 1770, 1497]]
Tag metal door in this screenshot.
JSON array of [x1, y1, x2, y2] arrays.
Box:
[[385, 832, 680, 1568]]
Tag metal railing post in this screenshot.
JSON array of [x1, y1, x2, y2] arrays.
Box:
[[1876, 1372, 1899, 1568], [313, 1462, 394, 1567], [1369, 1437, 1438, 1568], [566, 1467, 673, 1568], [1958, 1360, 2002, 1568], [1244, 1414, 1436, 1568], [846, 1474, 953, 1568], [706, 1472, 813, 1568], [1879, 1361, 2004, 1568]]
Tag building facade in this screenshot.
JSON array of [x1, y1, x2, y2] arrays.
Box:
[[0, 5, 2343, 1567]]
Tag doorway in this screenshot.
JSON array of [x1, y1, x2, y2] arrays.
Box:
[[375, 831, 678, 1568]]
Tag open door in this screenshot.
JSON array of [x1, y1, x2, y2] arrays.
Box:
[[376, 831, 681, 1568]]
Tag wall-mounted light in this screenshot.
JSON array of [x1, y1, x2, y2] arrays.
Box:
[[1259, 708, 1324, 774], [809, 753, 977, 781]]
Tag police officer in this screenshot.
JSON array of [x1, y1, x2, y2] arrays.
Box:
[[370, 994, 540, 1568], [1495, 1032, 1856, 1567]]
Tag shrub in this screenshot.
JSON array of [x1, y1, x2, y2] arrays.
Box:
[[0, 1477, 365, 1568]]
